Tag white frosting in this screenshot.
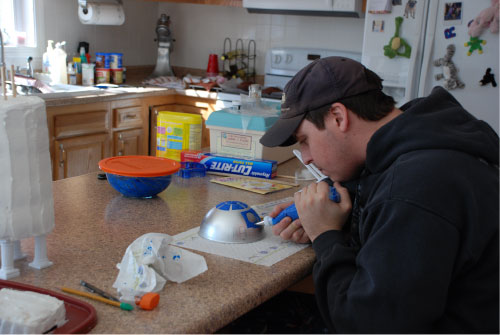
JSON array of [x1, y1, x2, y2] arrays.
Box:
[[0, 288, 66, 333], [0, 96, 55, 240]]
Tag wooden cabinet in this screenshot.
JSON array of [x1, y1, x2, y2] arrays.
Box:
[[54, 134, 110, 180], [111, 99, 148, 157], [47, 102, 111, 180], [47, 99, 149, 180], [114, 129, 144, 156], [46, 93, 217, 180]]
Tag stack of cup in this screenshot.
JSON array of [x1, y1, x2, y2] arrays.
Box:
[[206, 54, 219, 78]]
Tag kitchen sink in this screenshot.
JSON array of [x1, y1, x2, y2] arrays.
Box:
[[6, 75, 167, 99], [8, 76, 104, 98], [32, 84, 104, 99]]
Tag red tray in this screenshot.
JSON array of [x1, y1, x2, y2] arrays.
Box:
[[0, 279, 97, 333]]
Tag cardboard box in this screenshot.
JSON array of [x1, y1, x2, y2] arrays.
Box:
[[181, 150, 277, 179]]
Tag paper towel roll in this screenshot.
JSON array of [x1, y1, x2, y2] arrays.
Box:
[[79, 3, 125, 25]]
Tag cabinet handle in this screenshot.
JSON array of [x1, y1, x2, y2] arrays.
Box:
[[59, 143, 65, 168], [118, 136, 124, 156]]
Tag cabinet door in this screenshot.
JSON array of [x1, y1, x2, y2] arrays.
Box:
[[54, 134, 110, 180], [114, 128, 144, 156]]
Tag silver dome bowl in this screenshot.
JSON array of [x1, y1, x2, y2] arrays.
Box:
[[199, 201, 264, 243]]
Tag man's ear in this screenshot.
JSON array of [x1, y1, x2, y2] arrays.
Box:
[[328, 102, 349, 132]]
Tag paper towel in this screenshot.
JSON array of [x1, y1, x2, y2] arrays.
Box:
[[78, 3, 125, 26]]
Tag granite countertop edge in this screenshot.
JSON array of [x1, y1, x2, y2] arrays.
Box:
[[42, 87, 220, 107]]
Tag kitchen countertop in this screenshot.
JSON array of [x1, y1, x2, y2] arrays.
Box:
[[11, 158, 316, 333], [39, 86, 221, 107]]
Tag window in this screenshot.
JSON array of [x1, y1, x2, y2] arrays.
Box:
[[1, 0, 44, 64], [1, 0, 36, 47]]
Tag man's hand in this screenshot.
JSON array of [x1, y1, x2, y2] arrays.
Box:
[[294, 181, 352, 242], [269, 201, 311, 244]]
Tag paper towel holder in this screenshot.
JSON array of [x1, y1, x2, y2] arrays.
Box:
[[79, 0, 123, 14]]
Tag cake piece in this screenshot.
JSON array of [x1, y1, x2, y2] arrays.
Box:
[[0, 96, 55, 241], [0, 288, 66, 334], [0, 96, 55, 279]]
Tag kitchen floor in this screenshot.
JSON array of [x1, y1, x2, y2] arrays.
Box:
[[217, 291, 329, 334]]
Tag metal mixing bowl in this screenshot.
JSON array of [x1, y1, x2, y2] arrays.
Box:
[[199, 201, 264, 243]]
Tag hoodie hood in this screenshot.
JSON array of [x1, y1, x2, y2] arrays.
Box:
[[366, 87, 499, 174]]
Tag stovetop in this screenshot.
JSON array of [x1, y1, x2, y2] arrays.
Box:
[[189, 84, 282, 101]]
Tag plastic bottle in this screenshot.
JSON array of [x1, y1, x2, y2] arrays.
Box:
[[42, 40, 54, 74], [50, 41, 68, 84], [80, 46, 87, 64]]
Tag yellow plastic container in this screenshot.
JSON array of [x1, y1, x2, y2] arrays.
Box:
[[156, 111, 202, 161]]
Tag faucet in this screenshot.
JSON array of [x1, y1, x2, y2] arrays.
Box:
[[26, 56, 33, 78], [15, 56, 34, 78]]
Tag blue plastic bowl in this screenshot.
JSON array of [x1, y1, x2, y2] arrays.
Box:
[[106, 173, 173, 198]]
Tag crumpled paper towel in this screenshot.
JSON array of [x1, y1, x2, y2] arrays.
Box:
[[112, 233, 207, 302]]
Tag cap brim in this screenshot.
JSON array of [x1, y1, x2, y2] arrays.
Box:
[[259, 113, 305, 147]]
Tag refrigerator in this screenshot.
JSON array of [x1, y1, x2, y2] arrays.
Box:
[[361, 0, 499, 133]]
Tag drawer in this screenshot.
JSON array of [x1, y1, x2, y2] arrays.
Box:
[[113, 106, 143, 128], [54, 110, 109, 138]]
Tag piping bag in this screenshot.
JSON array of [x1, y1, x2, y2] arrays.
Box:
[[112, 233, 207, 303], [256, 185, 340, 226]]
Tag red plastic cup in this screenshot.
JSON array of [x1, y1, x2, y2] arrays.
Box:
[[206, 54, 219, 77]]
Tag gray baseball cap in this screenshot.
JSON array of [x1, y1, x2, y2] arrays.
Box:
[[260, 56, 383, 147]]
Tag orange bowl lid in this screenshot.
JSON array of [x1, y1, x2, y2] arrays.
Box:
[[99, 156, 181, 177]]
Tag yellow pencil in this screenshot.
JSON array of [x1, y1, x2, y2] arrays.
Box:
[[61, 287, 133, 311]]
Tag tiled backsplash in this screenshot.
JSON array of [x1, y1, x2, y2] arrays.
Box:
[[159, 3, 365, 76]]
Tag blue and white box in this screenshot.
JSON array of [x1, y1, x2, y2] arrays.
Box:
[[205, 104, 298, 164]]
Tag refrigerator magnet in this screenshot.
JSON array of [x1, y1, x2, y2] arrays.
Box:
[[372, 20, 385, 32], [467, 0, 499, 38], [368, 0, 392, 14], [433, 44, 465, 90], [383, 16, 412, 59], [480, 68, 497, 87], [465, 36, 487, 55], [444, 27, 457, 39], [403, 0, 417, 19], [443, 2, 463, 26]]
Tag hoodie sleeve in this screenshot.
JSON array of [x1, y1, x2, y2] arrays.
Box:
[[312, 199, 460, 333]]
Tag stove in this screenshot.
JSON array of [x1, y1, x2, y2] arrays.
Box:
[[263, 47, 361, 90], [195, 47, 361, 109]]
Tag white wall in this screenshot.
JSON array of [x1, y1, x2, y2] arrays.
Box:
[[5, 1, 365, 75], [159, 3, 365, 75], [5, 0, 159, 69]]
